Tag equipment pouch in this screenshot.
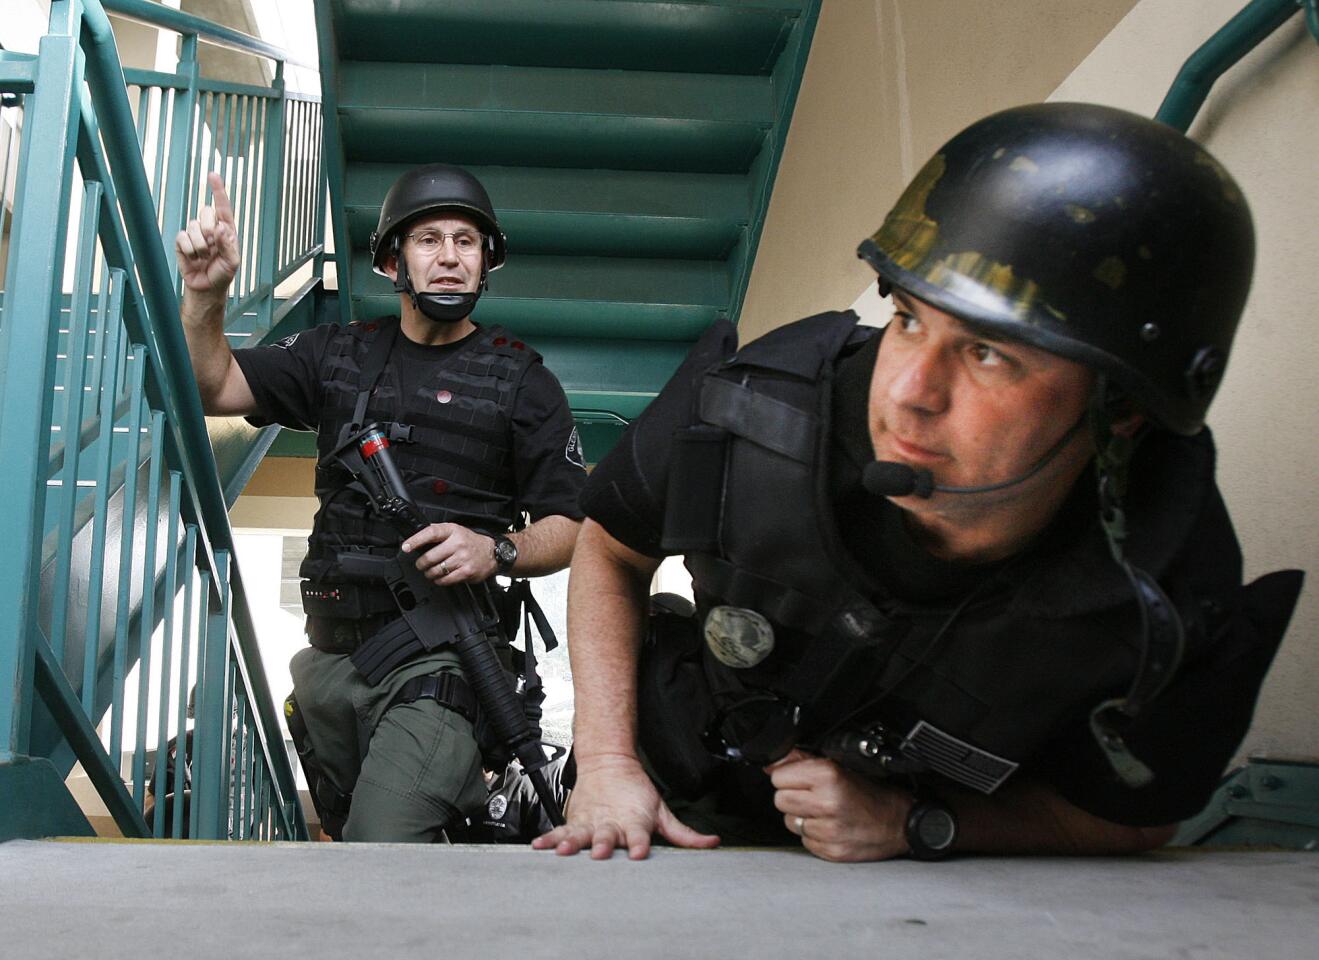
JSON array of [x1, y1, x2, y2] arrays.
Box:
[[350, 617, 427, 686], [660, 425, 728, 553], [636, 594, 722, 800]]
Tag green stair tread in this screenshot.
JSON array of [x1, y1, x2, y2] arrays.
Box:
[[338, 61, 774, 122], [344, 163, 749, 259], [353, 250, 728, 296], [339, 108, 765, 173], [349, 295, 720, 342], [336, 62, 770, 172], [350, 251, 728, 340], [332, 0, 806, 75]]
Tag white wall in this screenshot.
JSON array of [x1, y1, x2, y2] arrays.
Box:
[[1047, 0, 1319, 761]]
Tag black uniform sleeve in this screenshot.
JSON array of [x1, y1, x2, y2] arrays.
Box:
[[231, 323, 342, 431], [509, 361, 588, 522], [1035, 571, 1297, 827], [581, 319, 738, 557]]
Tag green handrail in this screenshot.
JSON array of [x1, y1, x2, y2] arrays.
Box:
[[103, 0, 318, 71], [1156, 0, 1307, 132]]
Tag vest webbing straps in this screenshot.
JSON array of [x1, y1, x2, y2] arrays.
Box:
[[351, 319, 400, 432], [686, 553, 833, 636], [700, 376, 816, 464]]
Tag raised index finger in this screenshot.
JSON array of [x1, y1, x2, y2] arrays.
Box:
[[207, 171, 235, 225]]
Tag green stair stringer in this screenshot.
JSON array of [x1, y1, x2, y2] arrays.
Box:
[[1174, 760, 1319, 850], [318, 0, 822, 461]]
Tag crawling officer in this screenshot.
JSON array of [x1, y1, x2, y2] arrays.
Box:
[[534, 103, 1303, 862]]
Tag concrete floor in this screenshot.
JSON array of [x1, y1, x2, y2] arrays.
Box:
[[2, 841, 1316, 959]]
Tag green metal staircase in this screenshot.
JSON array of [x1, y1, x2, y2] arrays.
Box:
[[0, 0, 317, 841], [316, 0, 821, 458], [0, 0, 822, 843]]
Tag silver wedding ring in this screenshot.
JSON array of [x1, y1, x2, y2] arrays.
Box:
[[439, 562, 449, 577], [794, 816, 806, 837]]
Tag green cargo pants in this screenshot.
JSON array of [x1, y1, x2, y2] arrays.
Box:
[[289, 645, 487, 842]]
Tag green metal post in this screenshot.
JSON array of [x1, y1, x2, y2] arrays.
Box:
[[194, 549, 230, 840], [0, 2, 82, 763], [160, 34, 197, 287], [255, 62, 286, 331], [130, 410, 165, 807]]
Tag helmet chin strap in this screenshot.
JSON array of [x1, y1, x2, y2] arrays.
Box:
[[392, 241, 487, 324], [1086, 375, 1185, 789]]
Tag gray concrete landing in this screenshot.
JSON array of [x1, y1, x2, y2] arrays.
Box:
[[1, 841, 1317, 959]]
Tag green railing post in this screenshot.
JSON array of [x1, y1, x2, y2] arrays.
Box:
[[194, 549, 231, 840], [160, 33, 199, 287], [255, 62, 286, 331], [0, 1, 82, 762]]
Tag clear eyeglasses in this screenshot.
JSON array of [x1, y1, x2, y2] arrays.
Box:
[[404, 230, 484, 257]]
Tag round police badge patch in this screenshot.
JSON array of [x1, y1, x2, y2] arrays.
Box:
[[487, 793, 509, 821], [704, 605, 775, 669]]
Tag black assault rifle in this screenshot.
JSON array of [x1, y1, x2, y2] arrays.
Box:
[[324, 422, 565, 827]]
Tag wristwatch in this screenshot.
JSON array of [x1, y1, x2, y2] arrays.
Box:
[[492, 535, 518, 575], [904, 798, 958, 861]]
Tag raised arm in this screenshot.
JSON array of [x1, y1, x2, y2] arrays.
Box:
[[175, 172, 257, 416], [530, 519, 719, 859]]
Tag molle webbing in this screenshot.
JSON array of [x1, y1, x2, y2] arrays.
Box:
[[302, 319, 537, 585]]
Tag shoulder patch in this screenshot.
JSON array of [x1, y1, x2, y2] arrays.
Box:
[[565, 426, 587, 470], [274, 332, 300, 350]]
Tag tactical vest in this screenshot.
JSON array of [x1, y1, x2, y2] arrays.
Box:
[[303, 318, 539, 603], [661, 311, 1168, 794]]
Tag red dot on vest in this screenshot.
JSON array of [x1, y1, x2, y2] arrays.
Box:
[[432, 479, 448, 495], [365, 323, 378, 332], [436, 389, 453, 404], [512, 341, 525, 350], [493, 337, 507, 346]]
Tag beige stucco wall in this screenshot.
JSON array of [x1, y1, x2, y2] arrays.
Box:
[[739, 0, 1140, 340], [1047, 0, 1318, 761]]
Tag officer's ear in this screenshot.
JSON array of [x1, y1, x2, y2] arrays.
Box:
[[1104, 388, 1146, 438], [382, 251, 399, 283], [1111, 410, 1146, 438]]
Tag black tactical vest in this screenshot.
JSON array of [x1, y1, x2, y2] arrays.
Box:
[[660, 312, 1165, 794], [303, 318, 539, 594]]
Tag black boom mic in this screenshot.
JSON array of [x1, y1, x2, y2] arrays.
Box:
[[862, 461, 935, 498], [862, 416, 1088, 500]]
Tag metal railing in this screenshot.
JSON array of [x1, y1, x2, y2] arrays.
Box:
[[0, 0, 318, 841]]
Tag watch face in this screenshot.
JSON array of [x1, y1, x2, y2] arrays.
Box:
[[915, 807, 956, 850], [495, 538, 517, 568]]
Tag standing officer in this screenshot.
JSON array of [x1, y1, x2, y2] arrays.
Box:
[[533, 103, 1303, 862], [177, 164, 587, 842]]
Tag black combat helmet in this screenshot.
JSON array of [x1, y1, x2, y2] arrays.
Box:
[[370, 163, 507, 273], [370, 164, 507, 322], [858, 102, 1255, 436]]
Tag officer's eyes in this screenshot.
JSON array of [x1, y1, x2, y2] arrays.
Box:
[[970, 343, 1011, 368], [411, 233, 482, 252], [894, 311, 921, 333]]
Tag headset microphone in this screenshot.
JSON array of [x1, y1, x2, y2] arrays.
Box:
[[862, 461, 935, 498], [862, 416, 1088, 500]]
